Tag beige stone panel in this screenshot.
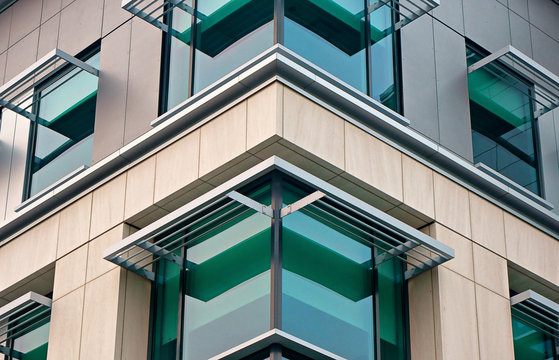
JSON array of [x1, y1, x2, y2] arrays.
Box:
[[475, 285, 515, 360], [345, 123, 403, 202], [37, 13, 60, 60], [469, 193, 506, 256], [247, 83, 283, 153], [0, 214, 59, 292], [47, 287, 84, 360], [125, 157, 156, 219], [5, 29, 39, 81], [433, 173, 471, 238], [86, 224, 128, 283], [283, 88, 345, 171], [102, 0, 133, 36], [52, 245, 88, 301], [9, 0, 42, 46], [41, 0, 62, 23], [58, 0, 103, 56], [402, 155, 435, 219], [121, 272, 151, 359], [92, 23, 131, 164], [199, 102, 247, 177], [154, 129, 200, 203], [80, 268, 126, 360], [57, 193, 92, 257], [437, 267, 480, 360], [432, 223, 474, 280], [504, 212, 559, 284], [256, 142, 339, 182], [408, 270, 437, 360], [0, 51, 6, 86], [90, 173, 127, 239], [124, 17, 161, 144], [472, 244, 508, 298], [0, 7, 11, 54]]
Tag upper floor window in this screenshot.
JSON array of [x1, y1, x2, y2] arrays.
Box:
[[141, 0, 421, 113], [25, 47, 100, 199], [104, 159, 454, 360]]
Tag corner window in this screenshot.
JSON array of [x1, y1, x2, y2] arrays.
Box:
[[466, 44, 541, 195], [0, 292, 52, 360], [25, 47, 100, 199], [104, 160, 454, 360]]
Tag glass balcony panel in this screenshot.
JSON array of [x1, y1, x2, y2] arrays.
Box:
[[193, 0, 274, 93], [281, 208, 375, 360], [284, 0, 367, 93]]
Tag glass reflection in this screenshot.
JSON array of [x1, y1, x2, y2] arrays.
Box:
[[511, 315, 556, 360]]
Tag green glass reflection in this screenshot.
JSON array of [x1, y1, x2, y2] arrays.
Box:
[[466, 46, 540, 195], [511, 315, 556, 360], [29, 52, 100, 197], [284, 0, 367, 93], [193, 0, 274, 93], [167, 5, 192, 109], [11, 308, 50, 360], [370, 4, 397, 110], [282, 207, 375, 360], [378, 258, 406, 360], [183, 203, 271, 360]]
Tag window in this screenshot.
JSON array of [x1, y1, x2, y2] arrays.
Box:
[[466, 44, 542, 195], [24, 46, 100, 199], [510, 290, 559, 360], [148, 0, 414, 112], [0, 292, 52, 360], [104, 159, 454, 360]]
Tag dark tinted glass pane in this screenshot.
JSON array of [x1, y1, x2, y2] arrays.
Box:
[[183, 204, 271, 359], [29, 53, 100, 197], [467, 47, 540, 195], [193, 0, 274, 93], [284, 0, 367, 93], [282, 202, 374, 360], [511, 315, 556, 360]]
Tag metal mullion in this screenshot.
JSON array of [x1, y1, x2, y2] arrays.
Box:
[[270, 174, 283, 330], [188, 0, 198, 98], [273, 0, 284, 45], [364, 0, 373, 97], [372, 246, 381, 360], [175, 240, 187, 360]]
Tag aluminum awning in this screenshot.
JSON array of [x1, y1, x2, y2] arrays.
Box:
[[104, 157, 454, 282], [468, 45, 559, 118], [511, 290, 559, 340], [0, 48, 99, 121]]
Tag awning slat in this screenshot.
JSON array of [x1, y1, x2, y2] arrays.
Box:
[[0, 292, 51, 345]]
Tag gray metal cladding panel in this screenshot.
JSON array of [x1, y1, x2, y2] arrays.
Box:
[[508, 0, 529, 20], [538, 112, 559, 214], [0, 109, 17, 221], [431, 0, 465, 35], [433, 21, 473, 161], [509, 11, 533, 57], [401, 15, 440, 142], [528, 0, 559, 43], [463, 0, 511, 52], [531, 25, 559, 77], [91, 25, 131, 164]]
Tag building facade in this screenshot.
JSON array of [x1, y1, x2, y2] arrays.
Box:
[[0, 0, 558, 359]]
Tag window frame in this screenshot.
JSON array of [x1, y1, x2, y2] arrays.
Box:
[[22, 42, 101, 201]]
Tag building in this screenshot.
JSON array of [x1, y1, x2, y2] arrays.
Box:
[[0, 0, 558, 359]]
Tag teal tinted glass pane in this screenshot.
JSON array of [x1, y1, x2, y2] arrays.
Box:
[[30, 53, 100, 197], [511, 315, 556, 360], [183, 205, 271, 360], [378, 258, 406, 360], [152, 253, 181, 360], [370, 5, 397, 110], [467, 47, 540, 195], [193, 0, 273, 93], [284, 0, 367, 93], [11, 308, 50, 360], [282, 207, 374, 359], [167, 5, 192, 109]]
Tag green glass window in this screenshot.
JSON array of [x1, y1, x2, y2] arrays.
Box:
[[163, 0, 401, 112], [466, 44, 541, 195], [1, 305, 50, 360], [149, 174, 408, 360], [27, 50, 100, 198], [511, 312, 557, 360]]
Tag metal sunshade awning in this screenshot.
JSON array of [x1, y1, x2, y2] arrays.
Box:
[[0, 48, 99, 121], [104, 158, 454, 283], [368, 0, 440, 34], [510, 290, 559, 339], [468, 45, 559, 118], [0, 292, 51, 355]]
